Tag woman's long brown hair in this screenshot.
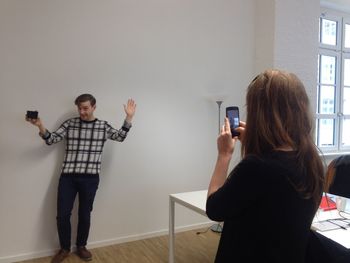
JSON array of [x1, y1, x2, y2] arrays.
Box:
[[241, 70, 324, 207], [325, 160, 336, 193]]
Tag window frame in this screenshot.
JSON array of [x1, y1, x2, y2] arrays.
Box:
[[342, 17, 350, 52], [319, 14, 341, 50], [340, 52, 350, 151], [317, 11, 350, 153]]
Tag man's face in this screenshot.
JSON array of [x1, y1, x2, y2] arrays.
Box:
[[77, 101, 96, 121]]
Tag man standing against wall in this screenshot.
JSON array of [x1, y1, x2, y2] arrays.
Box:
[[26, 94, 136, 263]]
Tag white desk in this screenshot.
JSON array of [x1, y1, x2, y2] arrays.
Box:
[[312, 209, 350, 248], [169, 190, 350, 263], [168, 190, 208, 263]]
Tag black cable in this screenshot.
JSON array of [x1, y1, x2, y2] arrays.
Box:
[[339, 210, 350, 219], [196, 223, 223, 235], [196, 226, 211, 235]]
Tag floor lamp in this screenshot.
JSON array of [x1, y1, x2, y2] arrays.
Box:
[[210, 100, 224, 233], [216, 100, 223, 133]]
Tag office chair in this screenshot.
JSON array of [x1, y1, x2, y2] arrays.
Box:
[[325, 155, 350, 198]]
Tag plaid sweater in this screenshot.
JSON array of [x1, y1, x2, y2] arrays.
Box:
[[40, 117, 131, 175]]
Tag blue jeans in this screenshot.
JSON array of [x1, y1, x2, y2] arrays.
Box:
[[56, 175, 99, 250]]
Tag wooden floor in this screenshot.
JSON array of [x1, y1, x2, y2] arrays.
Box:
[[16, 228, 220, 263]]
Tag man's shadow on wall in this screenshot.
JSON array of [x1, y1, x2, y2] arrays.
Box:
[[22, 110, 80, 254]]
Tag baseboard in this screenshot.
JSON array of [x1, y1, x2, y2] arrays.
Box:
[[0, 249, 57, 263], [0, 221, 213, 263], [88, 221, 213, 248]]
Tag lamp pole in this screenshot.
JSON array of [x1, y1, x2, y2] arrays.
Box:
[[211, 100, 223, 233], [216, 100, 223, 134]]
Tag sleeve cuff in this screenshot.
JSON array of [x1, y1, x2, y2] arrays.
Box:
[[123, 120, 132, 129], [122, 120, 132, 130], [39, 130, 51, 140]]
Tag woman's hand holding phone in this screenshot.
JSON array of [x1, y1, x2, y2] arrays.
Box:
[[236, 121, 246, 142], [217, 117, 236, 157], [208, 118, 236, 196]]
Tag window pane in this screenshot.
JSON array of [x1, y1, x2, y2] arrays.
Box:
[[344, 59, 350, 86], [318, 119, 335, 146], [345, 24, 350, 48], [319, 85, 335, 114], [320, 55, 336, 85], [344, 87, 350, 114], [321, 19, 337, 46], [342, 119, 350, 146]]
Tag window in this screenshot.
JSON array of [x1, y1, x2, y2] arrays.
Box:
[[317, 13, 350, 152]]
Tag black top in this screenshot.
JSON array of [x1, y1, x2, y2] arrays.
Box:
[[206, 152, 317, 263]]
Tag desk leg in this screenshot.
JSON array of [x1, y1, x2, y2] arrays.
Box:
[[169, 197, 175, 263]]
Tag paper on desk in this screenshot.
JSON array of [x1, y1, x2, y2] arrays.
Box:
[[328, 219, 350, 228], [312, 221, 343, 232]]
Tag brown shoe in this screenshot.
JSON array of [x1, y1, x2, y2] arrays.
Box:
[[51, 249, 70, 263], [76, 246, 92, 261]]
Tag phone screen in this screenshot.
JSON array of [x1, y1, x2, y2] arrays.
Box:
[[226, 107, 240, 137]]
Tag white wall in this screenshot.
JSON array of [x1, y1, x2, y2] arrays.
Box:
[[254, 0, 275, 74], [254, 0, 320, 110], [0, 0, 255, 261], [237, 0, 320, 120], [273, 0, 320, 110]]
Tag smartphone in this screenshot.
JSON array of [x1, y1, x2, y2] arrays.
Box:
[[26, 110, 38, 119], [226, 106, 240, 137]]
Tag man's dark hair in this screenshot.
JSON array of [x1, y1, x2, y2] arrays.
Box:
[[75, 94, 96, 106]]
